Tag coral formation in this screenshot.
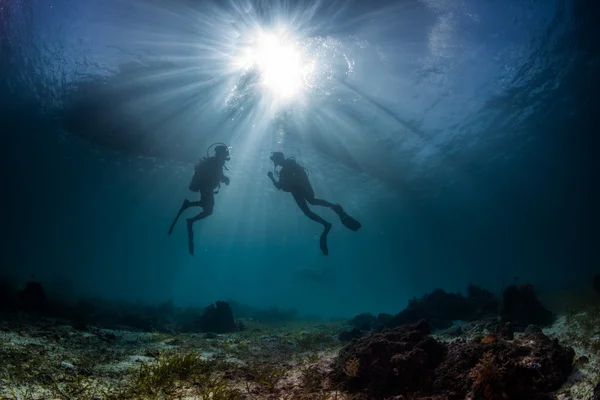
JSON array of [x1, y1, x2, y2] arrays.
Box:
[[331, 320, 574, 399], [467, 350, 505, 399], [331, 320, 445, 397], [435, 331, 574, 399]]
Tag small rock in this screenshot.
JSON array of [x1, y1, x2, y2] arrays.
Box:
[[60, 362, 74, 370]]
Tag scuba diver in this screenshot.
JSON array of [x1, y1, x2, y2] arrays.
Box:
[[267, 151, 361, 256], [168, 143, 231, 255]]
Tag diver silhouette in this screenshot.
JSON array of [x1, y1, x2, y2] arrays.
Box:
[[168, 143, 231, 255], [267, 151, 361, 255]]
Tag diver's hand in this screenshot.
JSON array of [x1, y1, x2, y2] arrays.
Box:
[[267, 171, 274, 179], [223, 176, 230, 185]]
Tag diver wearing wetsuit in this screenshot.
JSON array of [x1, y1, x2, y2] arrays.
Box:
[[168, 144, 231, 255], [267, 151, 361, 255]]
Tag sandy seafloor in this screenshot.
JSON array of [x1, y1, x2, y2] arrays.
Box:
[[0, 312, 598, 400]]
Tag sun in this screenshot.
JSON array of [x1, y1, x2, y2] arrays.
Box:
[[234, 29, 312, 100]]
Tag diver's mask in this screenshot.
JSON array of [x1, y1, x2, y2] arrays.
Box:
[[270, 151, 284, 166], [208, 143, 231, 161], [217, 146, 231, 161]]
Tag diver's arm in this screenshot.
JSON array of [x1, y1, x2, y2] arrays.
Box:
[[218, 164, 230, 185], [267, 171, 282, 190]]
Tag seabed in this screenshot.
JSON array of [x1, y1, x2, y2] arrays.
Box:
[[0, 309, 599, 400], [0, 317, 352, 400]]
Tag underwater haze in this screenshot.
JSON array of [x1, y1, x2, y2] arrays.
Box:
[[1, 0, 598, 318]]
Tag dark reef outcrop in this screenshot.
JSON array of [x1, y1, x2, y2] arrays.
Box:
[[331, 320, 574, 400], [18, 280, 48, 314], [338, 327, 364, 342], [196, 301, 238, 334], [499, 284, 555, 328], [349, 313, 377, 331], [0, 276, 271, 334], [387, 285, 498, 331], [345, 283, 555, 339]]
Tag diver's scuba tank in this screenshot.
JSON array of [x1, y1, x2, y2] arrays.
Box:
[[189, 143, 231, 193]]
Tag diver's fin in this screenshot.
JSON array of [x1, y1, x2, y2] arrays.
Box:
[[319, 234, 328, 256], [187, 219, 195, 256], [333, 204, 362, 231], [168, 199, 191, 235], [320, 223, 332, 256]]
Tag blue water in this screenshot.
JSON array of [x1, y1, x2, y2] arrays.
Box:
[[1, 0, 598, 318]]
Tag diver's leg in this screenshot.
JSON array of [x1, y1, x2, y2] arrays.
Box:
[[292, 192, 332, 256], [306, 196, 335, 208], [186, 208, 213, 256], [293, 193, 330, 225], [168, 199, 202, 235], [306, 196, 360, 230], [186, 192, 214, 255]]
